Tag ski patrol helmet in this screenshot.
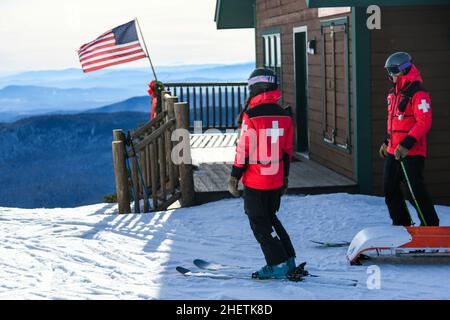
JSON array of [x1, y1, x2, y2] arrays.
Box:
[[247, 68, 279, 98], [384, 52, 413, 77]]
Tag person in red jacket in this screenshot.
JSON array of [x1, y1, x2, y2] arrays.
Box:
[[228, 68, 296, 279], [380, 52, 439, 226]]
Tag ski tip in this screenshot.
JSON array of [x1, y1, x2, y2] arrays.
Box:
[[310, 240, 350, 247], [176, 266, 191, 275], [348, 280, 359, 287], [193, 259, 208, 266]]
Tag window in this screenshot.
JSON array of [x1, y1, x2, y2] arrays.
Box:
[[262, 32, 282, 93]]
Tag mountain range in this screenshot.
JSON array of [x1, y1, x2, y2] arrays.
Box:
[[0, 112, 148, 208], [0, 63, 254, 90], [0, 85, 135, 112], [0, 62, 254, 122]]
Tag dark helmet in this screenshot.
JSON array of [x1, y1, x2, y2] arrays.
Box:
[[248, 68, 278, 98], [384, 52, 413, 77]]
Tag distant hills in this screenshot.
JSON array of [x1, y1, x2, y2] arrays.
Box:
[[0, 63, 254, 90], [0, 112, 148, 208], [87, 96, 150, 114], [0, 85, 135, 113], [0, 62, 254, 122]]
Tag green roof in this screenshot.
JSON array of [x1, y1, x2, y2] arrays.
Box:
[[306, 0, 450, 7], [214, 0, 255, 29], [214, 0, 449, 30]]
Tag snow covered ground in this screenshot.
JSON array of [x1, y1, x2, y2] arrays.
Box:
[[1, 193, 449, 300]]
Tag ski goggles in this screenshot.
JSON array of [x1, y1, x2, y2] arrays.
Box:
[[385, 61, 412, 76], [248, 75, 278, 86]]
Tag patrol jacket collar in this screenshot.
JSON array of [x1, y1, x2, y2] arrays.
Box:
[[249, 90, 282, 108], [395, 64, 423, 92]]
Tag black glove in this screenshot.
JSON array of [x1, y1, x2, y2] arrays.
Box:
[[379, 143, 388, 159], [228, 176, 240, 197], [394, 144, 408, 160]]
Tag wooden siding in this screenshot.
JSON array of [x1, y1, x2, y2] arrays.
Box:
[[255, 0, 355, 180], [371, 5, 450, 205]]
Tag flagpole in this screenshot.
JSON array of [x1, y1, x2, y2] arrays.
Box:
[[135, 17, 158, 81]]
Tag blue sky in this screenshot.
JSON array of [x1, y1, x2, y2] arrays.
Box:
[[0, 0, 255, 74]]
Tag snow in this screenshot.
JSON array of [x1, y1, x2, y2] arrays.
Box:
[[0, 193, 449, 300], [190, 133, 236, 165], [191, 146, 235, 165]]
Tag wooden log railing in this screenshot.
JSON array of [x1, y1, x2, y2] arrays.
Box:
[[112, 91, 195, 214], [164, 82, 248, 131]]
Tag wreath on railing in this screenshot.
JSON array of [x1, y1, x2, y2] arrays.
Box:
[[148, 80, 164, 120]]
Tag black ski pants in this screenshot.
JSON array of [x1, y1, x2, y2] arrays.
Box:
[[243, 186, 296, 266], [383, 154, 439, 226]]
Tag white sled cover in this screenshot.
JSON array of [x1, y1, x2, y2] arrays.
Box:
[[347, 226, 450, 264]]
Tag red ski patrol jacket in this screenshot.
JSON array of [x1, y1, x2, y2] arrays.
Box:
[[386, 64, 432, 157], [231, 90, 294, 190]]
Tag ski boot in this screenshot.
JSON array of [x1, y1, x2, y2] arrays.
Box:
[[252, 261, 290, 279], [287, 256, 296, 273]]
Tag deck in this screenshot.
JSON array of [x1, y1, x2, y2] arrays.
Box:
[[190, 133, 358, 204]]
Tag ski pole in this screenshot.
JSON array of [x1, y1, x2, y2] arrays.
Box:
[[124, 148, 138, 214], [400, 159, 427, 226], [127, 131, 151, 211]]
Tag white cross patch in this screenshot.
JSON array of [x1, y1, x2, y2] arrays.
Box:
[[266, 121, 284, 144], [418, 99, 430, 113]]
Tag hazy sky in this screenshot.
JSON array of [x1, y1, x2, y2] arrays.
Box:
[[0, 0, 255, 74]]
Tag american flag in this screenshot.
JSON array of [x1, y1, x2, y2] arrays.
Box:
[[78, 20, 147, 73]]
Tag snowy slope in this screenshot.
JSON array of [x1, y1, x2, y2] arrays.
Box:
[[0, 193, 449, 300]]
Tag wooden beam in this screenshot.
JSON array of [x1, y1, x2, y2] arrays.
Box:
[[112, 140, 131, 214], [174, 102, 196, 207], [135, 119, 175, 151], [131, 111, 167, 140]]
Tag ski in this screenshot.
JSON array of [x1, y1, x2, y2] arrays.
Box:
[[186, 260, 358, 287], [193, 259, 250, 271], [310, 240, 350, 248], [176, 266, 250, 280], [176, 265, 357, 287]]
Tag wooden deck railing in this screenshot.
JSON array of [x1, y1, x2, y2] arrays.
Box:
[[112, 91, 195, 214], [164, 82, 248, 130]]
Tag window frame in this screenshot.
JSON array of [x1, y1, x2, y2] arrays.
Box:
[[261, 29, 283, 97]]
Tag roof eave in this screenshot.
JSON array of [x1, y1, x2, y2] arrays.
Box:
[[214, 0, 255, 30]]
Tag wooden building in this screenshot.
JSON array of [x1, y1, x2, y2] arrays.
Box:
[[215, 0, 450, 204]]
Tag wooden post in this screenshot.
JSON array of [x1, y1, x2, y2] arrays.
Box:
[[161, 91, 170, 192], [161, 90, 169, 112], [145, 145, 152, 194], [174, 102, 195, 207], [150, 141, 158, 209], [166, 96, 177, 119], [113, 129, 126, 144], [158, 135, 167, 201], [129, 154, 141, 214], [112, 135, 131, 214], [124, 131, 141, 214], [113, 129, 132, 213], [166, 95, 178, 193], [139, 149, 149, 213]]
